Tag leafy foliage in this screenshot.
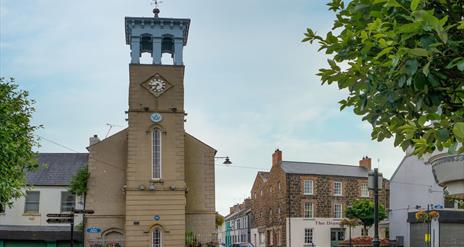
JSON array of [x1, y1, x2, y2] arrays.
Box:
[[0, 77, 40, 207], [303, 0, 464, 155], [215, 212, 225, 227], [346, 199, 387, 235], [68, 166, 90, 196]]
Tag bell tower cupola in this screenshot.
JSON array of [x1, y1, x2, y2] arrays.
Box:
[[125, 6, 190, 65]]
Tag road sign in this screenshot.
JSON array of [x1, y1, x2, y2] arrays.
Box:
[[434, 204, 444, 209], [47, 218, 73, 224], [46, 213, 74, 218], [86, 227, 102, 233], [74, 209, 95, 214]]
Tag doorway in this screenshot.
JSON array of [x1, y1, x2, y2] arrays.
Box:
[[330, 228, 345, 247]]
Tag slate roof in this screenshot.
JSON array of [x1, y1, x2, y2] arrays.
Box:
[[280, 161, 368, 178], [26, 153, 88, 186]]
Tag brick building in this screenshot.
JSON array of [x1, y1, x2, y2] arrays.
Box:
[[250, 150, 389, 247]]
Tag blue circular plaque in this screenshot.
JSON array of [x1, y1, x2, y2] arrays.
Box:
[[154, 215, 161, 221], [86, 227, 101, 233], [151, 112, 162, 123]]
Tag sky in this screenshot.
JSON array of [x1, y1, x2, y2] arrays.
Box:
[[0, 0, 405, 216]]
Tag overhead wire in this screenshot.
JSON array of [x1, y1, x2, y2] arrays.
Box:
[[36, 134, 125, 171]]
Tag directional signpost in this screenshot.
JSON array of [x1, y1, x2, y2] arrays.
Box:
[[46, 208, 94, 247]]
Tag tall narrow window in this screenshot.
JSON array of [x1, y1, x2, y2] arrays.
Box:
[[152, 228, 162, 247], [152, 128, 162, 179], [304, 180, 313, 195], [334, 204, 343, 218], [24, 191, 40, 213], [361, 184, 369, 197], [304, 202, 313, 218], [334, 181, 342, 196], [60, 192, 75, 212]]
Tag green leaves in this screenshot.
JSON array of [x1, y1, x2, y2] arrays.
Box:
[[303, 0, 464, 156], [68, 166, 90, 196], [453, 123, 464, 141], [410, 0, 421, 11], [0, 78, 41, 207]]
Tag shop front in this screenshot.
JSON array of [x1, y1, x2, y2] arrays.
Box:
[[286, 218, 368, 247]]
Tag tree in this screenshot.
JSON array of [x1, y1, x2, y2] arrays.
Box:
[[215, 212, 225, 228], [303, 0, 464, 156], [68, 166, 90, 196], [346, 199, 387, 235], [0, 77, 40, 207]]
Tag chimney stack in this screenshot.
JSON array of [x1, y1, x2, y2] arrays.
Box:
[[89, 134, 100, 146], [244, 198, 252, 209], [272, 149, 282, 167], [359, 156, 372, 170]]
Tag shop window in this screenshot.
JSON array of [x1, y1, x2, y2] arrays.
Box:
[[304, 228, 313, 244]]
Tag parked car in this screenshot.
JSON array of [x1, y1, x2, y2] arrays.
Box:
[[231, 243, 254, 247]]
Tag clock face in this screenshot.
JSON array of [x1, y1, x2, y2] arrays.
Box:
[[141, 73, 172, 97], [148, 78, 166, 93]]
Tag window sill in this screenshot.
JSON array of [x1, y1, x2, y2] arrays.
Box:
[[150, 179, 164, 183], [303, 193, 313, 196], [23, 212, 41, 216], [334, 194, 343, 197]]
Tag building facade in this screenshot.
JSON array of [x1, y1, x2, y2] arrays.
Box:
[[0, 153, 87, 246], [389, 152, 464, 247], [84, 7, 217, 247], [224, 199, 252, 247], [250, 150, 389, 247]]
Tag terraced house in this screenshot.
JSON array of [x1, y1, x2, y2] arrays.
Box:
[[250, 150, 389, 247]]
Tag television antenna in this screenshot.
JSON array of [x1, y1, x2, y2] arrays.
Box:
[[105, 123, 123, 138]]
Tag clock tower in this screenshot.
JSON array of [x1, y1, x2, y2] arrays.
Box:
[[85, 6, 217, 247], [125, 7, 189, 247]]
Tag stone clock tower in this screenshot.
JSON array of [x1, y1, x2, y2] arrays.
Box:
[[85, 7, 217, 247]]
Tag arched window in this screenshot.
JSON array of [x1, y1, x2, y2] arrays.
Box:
[[152, 227, 162, 247], [152, 128, 162, 179]]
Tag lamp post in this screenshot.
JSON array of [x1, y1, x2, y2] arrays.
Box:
[[368, 168, 383, 247]]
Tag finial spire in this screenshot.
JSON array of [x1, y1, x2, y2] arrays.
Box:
[[151, 0, 163, 18]]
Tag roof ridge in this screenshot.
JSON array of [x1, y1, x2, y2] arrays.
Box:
[[282, 160, 360, 168]]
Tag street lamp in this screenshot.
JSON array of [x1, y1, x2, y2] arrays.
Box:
[[216, 156, 232, 165], [368, 168, 383, 247]]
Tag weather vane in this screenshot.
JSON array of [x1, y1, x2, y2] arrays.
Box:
[[150, 0, 163, 17]]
